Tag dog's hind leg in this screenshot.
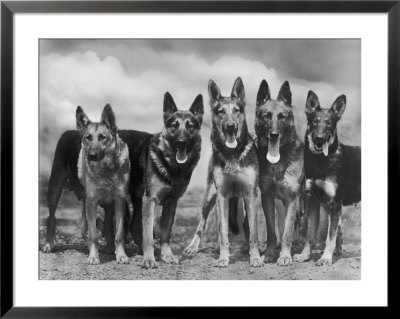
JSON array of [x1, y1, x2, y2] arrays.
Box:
[[293, 194, 320, 263], [130, 195, 143, 251], [160, 200, 179, 264], [103, 203, 115, 254], [228, 197, 240, 235], [43, 161, 69, 253], [80, 199, 87, 241], [184, 183, 217, 256]]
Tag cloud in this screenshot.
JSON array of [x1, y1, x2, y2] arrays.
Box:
[[40, 42, 361, 189]]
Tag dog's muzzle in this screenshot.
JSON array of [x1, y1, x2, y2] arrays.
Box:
[[87, 152, 104, 162], [224, 123, 238, 148], [176, 140, 188, 164]]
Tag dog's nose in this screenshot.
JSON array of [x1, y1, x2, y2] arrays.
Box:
[[269, 132, 279, 140], [314, 137, 325, 147], [226, 123, 235, 131], [177, 140, 186, 148]]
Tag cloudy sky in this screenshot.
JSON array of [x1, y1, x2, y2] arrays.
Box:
[[40, 39, 361, 188]]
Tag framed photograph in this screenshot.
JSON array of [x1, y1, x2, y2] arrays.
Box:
[[1, 0, 396, 316]]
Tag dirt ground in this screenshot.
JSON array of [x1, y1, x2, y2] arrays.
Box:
[[39, 185, 361, 280]]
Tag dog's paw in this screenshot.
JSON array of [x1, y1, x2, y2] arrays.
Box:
[[161, 253, 179, 264], [250, 256, 264, 267], [214, 258, 229, 268], [316, 256, 332, 266], [277, 255, 293, 266], [41, 243, 53, 253], [293, 253, 310, 263], [116, 254, 129, 264], [261, 252, 276, 264], [183, 243, 199, 256], [141, 257, 158, 269], [88, 255, 100, 265]]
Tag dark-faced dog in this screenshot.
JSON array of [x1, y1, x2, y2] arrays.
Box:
[[184, 77, 263, 268], [255, 80, 304, 266], [75, 104, 130, 264], [42, 128, 151, 255], [141, 92, 203, 268], [293, 91, 361, 266]]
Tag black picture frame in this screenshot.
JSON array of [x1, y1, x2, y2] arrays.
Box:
[[1, 1, 397, 317]]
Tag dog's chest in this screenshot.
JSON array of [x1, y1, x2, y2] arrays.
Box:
[[78, 149, 130, 201], [260, 159, 303, 198], [213, 165, 257, 197], [148, 173, 188, 204]]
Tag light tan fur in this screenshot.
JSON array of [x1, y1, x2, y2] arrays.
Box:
[[76, 104, 130, 265]]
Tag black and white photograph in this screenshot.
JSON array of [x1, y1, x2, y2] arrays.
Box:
[[39, 38, 361, 280]]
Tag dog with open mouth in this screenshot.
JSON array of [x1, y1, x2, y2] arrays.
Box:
[[141, 92, 204, 269], [293, 90, 361, 266], [184, 77, 263, 268], [255, 79, 305, 266]]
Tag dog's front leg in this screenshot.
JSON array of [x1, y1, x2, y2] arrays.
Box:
[[261, 191, 276, 263], [141, 196, 158, 269], [86, 198, 100, 265], [244, 193, 263, 267], [215, 194, 230, 267], [277, 196, 298, 266], [114, 198, 129, 264], [160, 200, 179, 264], [317, 202, 341, 266], [293, 194, 320, 262]]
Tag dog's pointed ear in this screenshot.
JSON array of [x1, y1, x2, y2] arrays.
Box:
[[330, 94, 346, 120], [305, 90, 320, 115], [163, 92, 178, 123], [101, 104, 117, 135], [208, 79, 222, 108], [256, 79, 271, 107], [231, 77, 245, 102], [189, 94, 204, 126], [277, 81, 292, 106], [76, 106, 91, 135]]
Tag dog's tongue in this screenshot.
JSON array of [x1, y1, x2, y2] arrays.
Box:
[[267, 140, 280, 164], [322, 142, 329, 156], [176, 148, 188, 164], [225, 134, 238, 149]]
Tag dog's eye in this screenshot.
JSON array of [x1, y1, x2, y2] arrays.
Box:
[[98, 134, 106, 140], [264, 112, 272, 120], [170, 122, 179, 131], [218, 109, 224, 116], [186, 122, 194, 131], [85, 134, 93, 141], [278, 113, 286, 120]]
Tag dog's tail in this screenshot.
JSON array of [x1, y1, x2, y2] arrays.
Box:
[[228, 197, 240, 235]]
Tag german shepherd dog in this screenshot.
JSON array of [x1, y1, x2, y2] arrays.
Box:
[[42, 123, 151, 255], [293, 91, 361, 265], [75, 104, 131, 264], [184, 77, 263, 268], [255, 80, 304, 266], [141, 92, 203, 269]]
